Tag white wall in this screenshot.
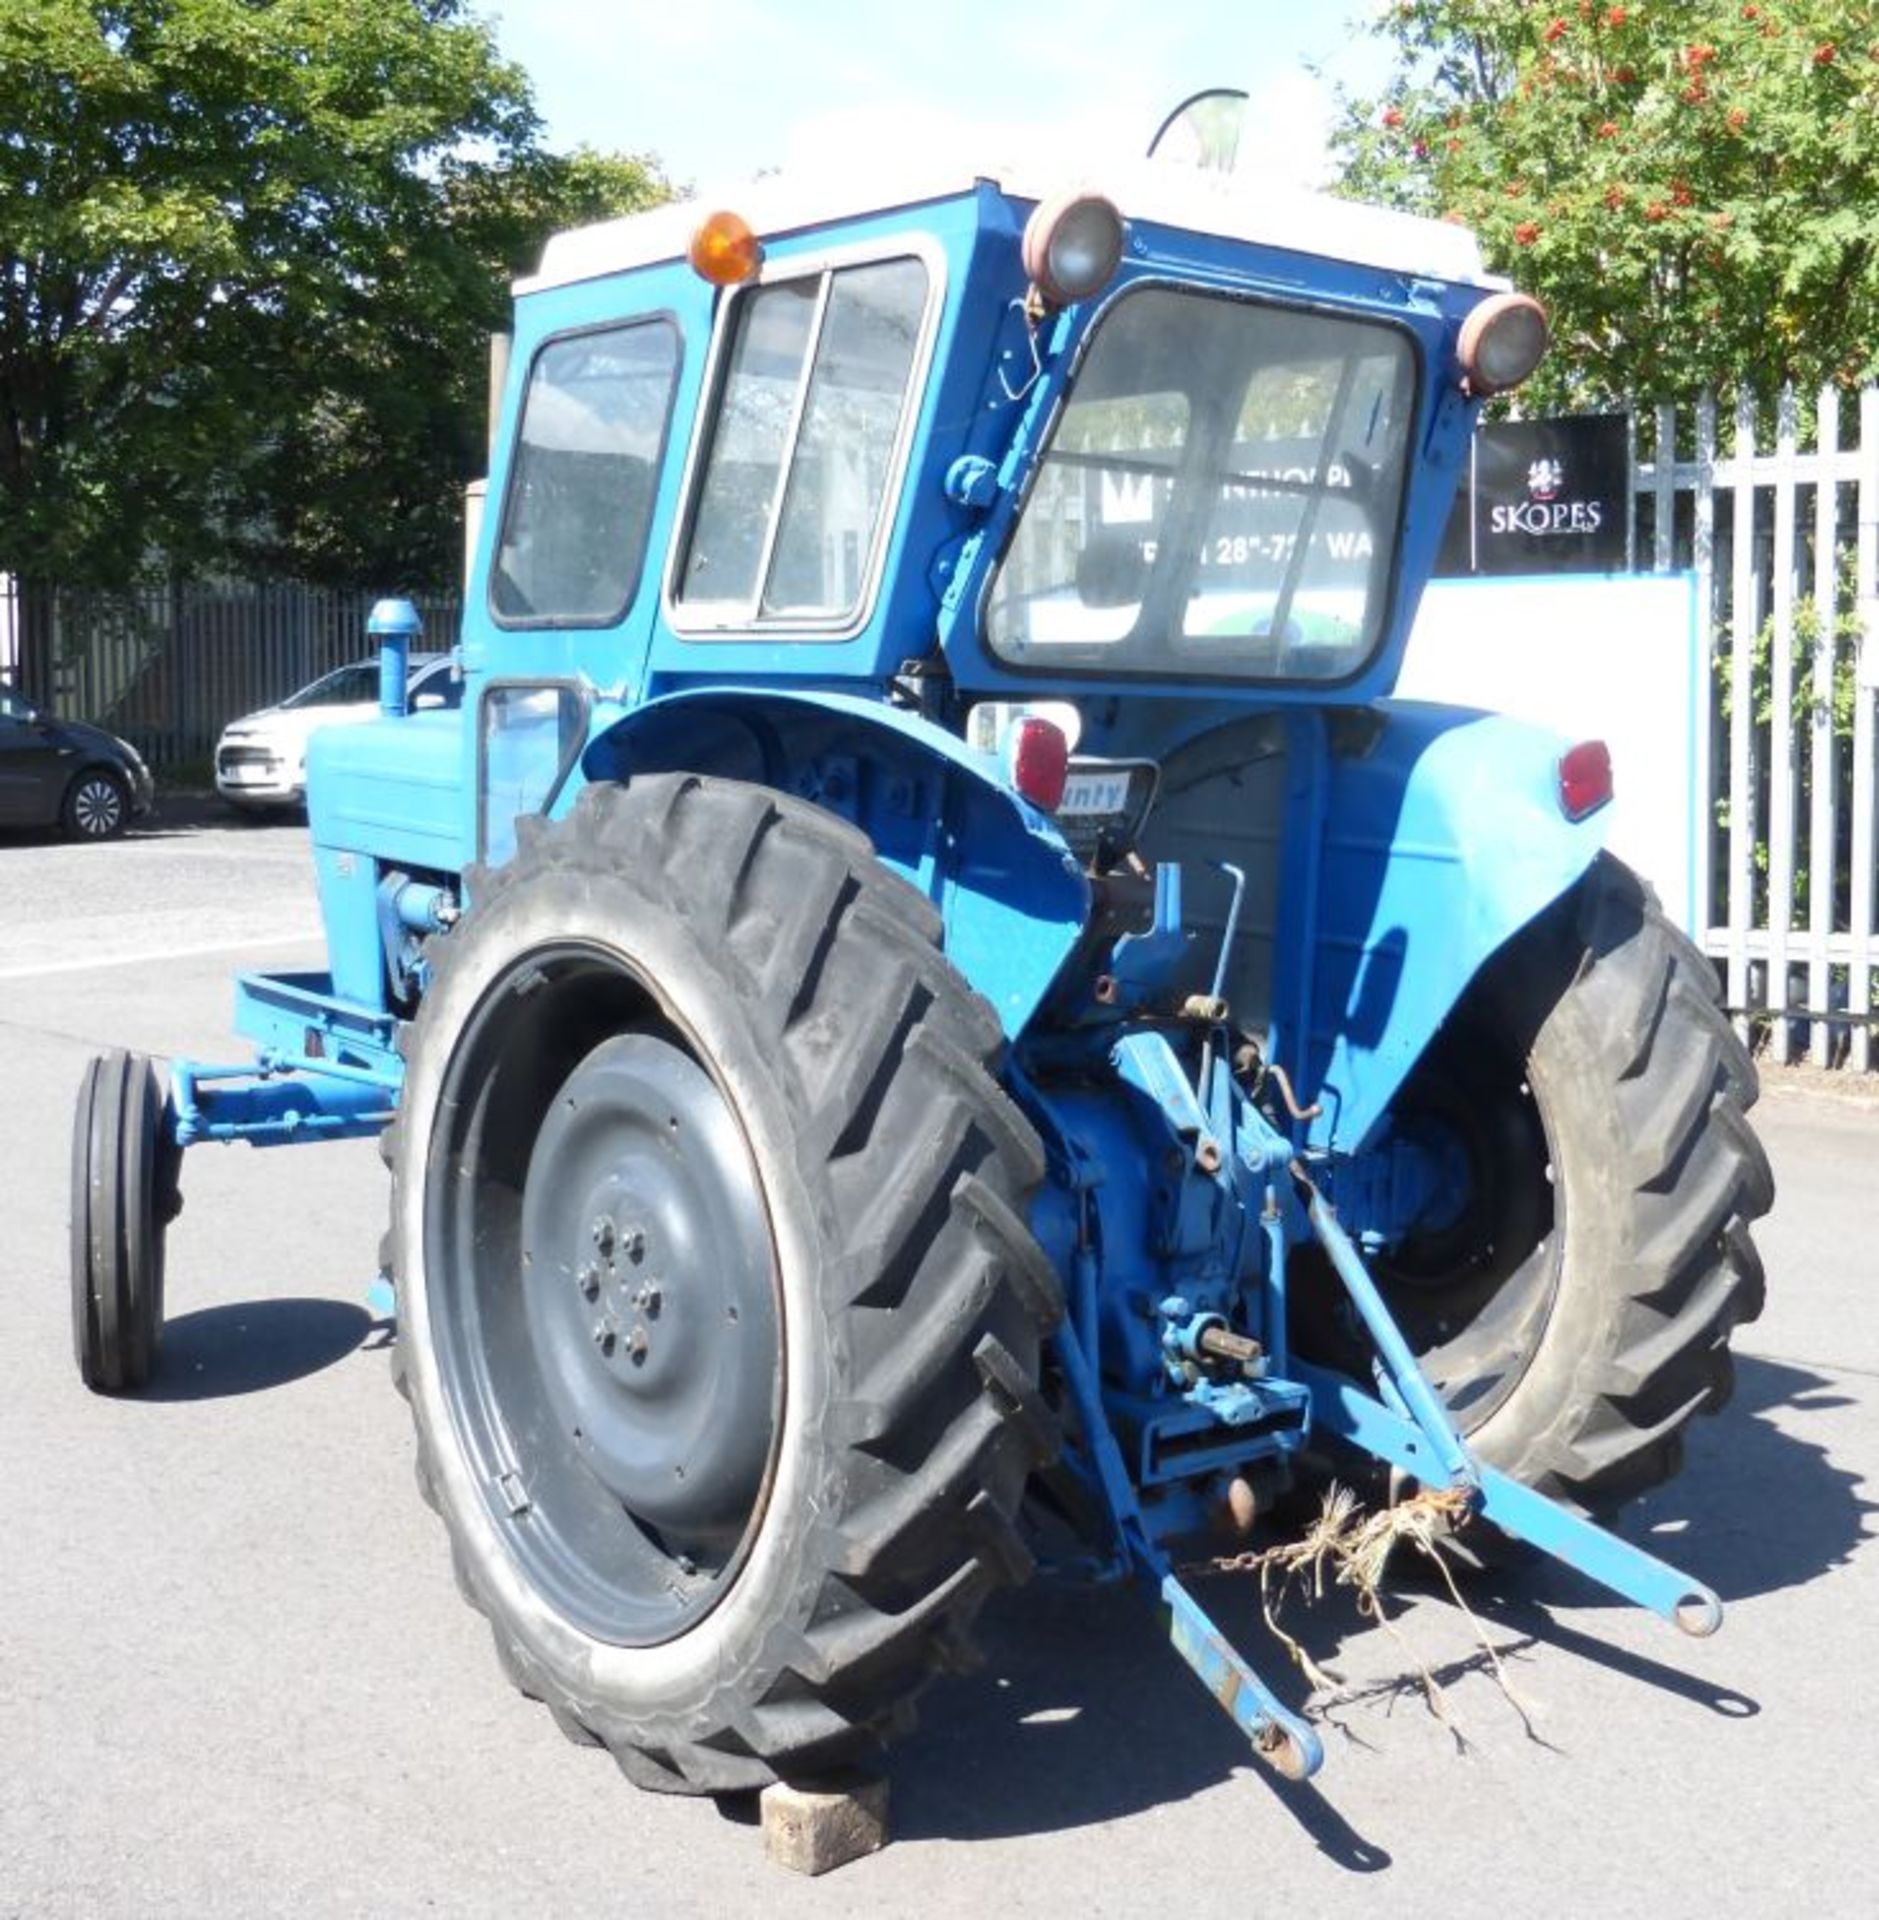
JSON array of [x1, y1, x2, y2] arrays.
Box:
[[1395, 573, 1703, 935]]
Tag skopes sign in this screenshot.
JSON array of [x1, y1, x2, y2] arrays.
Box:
[[1436, 414, 1629, 576]]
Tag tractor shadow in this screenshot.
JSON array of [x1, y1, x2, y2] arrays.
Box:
[[895, 1352, 1865, 1856], [1498, 1353, 1874, 1614], [892, 1574, 1394, 1870], [142, 1297, 374, 1400]]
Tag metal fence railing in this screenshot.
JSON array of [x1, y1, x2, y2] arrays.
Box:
[[1635, 386, 1878, 1072], [0, 577, 462, 771]]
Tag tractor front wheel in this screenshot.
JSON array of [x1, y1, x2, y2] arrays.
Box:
[[70, 1050, 175, 1392], [388, 776, 1062, 1794]]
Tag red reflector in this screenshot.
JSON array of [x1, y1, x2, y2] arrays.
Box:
[[1006, 716, 1069, 813], [1558, 739, 1613, 821]]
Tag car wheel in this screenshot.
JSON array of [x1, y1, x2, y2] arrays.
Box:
[[63, 768, 129, 840]]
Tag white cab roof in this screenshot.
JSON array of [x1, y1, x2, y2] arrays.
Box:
[[520, 154, 1497, 296]]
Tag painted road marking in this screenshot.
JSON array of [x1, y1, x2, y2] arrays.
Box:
[[0, 931, 324, 983]]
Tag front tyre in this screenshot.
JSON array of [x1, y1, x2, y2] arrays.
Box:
[[389, 777, 1062, 1794], [71, 1050, 175, 1392]]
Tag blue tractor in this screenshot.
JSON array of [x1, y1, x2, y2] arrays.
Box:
[[71, 143, 1771, 1794]]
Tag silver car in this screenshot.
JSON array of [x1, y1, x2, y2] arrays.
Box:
[[214, 654, 460, 811]]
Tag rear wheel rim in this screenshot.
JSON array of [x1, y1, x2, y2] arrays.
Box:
[[1375, 1044, 1561, 1434], [426, 942, 783, 1647]]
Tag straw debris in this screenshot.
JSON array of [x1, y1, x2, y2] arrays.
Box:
[[1203, 1483, 1541, 1746]]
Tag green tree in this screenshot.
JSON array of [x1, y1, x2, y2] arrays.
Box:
[[227, 143, 673, 588], [0, 2, 671, 589], [1332, 1, 1879, 409]]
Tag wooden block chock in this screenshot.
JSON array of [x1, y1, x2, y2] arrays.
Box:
[[759, 1773, 890, 1876]]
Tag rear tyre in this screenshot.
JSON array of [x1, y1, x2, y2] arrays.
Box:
[[389, 776, 1062, 1793], [1347, 856, 1772, 1524], [71, 1051, 174, 1393], [62, 769, 128, 840]]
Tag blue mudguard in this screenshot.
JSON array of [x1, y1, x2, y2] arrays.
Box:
[[1301, 698, 1610, 1151], [581, 687, 1091, 1039]]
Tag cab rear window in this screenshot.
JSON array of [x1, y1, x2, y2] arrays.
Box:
[[986, 287, 1416, 684]]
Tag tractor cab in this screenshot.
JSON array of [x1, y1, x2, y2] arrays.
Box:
[[459, 159, 1542, 724]]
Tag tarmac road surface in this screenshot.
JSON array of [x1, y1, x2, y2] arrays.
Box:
[[2, 805, 1873, 1916]]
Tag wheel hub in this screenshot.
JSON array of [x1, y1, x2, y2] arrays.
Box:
[[427, 940, 787, 1646], [1370, 1049, 1558, 1432], [519, 1032, 781, 1555]]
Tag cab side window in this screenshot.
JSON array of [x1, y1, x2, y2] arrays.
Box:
[[492, 320, 681, 627], [675, 256, 929, 629]]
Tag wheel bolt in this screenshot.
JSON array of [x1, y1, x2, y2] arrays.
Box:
[[633, 1283, 661, 1316], [576, 1264, 601, 1300], [592, 1312, 619, 1355], [621, 1226, 647, 1265], [626, 1325, 650, 1365], [591, 1216, 616, 1257]]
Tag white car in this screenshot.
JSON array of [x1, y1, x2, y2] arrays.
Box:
[[214, 654, 461, 811]]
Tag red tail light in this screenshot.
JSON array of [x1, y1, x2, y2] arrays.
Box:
[[1558, 739, 1613, 821], [1006, 716, 1069, 813]]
